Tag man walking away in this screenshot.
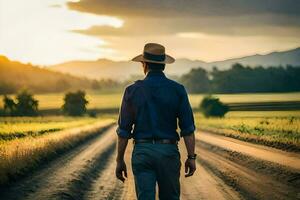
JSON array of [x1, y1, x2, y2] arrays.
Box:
[[116, 43, 197, 200]]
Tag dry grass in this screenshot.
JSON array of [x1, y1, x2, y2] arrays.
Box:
[[195, 111, 300, 151], [0, 118, 114, 185]]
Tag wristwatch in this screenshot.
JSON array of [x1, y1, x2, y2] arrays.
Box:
[[187, 154, 197, 160]]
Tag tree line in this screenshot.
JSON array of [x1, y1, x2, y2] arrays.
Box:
[[2, 90, 90, 117], [180, 63, 300, 93], [2, 90, 227, 118]]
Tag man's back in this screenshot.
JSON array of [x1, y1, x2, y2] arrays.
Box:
[[117, 70, 195, 140]]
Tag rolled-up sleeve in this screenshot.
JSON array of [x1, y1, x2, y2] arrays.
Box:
[[117, 87, 135, 138], [178, 86, 195, 137]]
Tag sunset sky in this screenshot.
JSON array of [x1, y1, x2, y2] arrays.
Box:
[[0, 0, 300, 65]]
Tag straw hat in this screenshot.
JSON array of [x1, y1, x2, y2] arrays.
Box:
[[132, 43, 175, 64]]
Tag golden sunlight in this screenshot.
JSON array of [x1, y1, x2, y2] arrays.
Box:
[[0, 0, 123, 65]]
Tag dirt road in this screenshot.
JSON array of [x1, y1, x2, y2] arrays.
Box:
[[1, 126, 299, 200]]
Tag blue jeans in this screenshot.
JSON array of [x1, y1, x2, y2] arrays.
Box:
[[131, 143, 181, 200]]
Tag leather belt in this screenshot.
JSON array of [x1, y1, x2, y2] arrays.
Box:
[[134, 139, 178, 145]]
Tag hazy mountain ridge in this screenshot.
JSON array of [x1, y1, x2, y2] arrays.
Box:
[[51, 47, 300, 80], [0, 56, 94, 94], [209, 47, 300, 69]]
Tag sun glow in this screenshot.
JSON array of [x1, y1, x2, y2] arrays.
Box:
[[0, 0, 123, 65]]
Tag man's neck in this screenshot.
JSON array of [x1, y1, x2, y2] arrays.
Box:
[[147, 70, 164, 75]]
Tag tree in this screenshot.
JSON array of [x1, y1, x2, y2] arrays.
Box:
[[180, 68, 210, 93], [3, 95, 17, 115], [200, 95, 229, 118], [3, 90, 39, 116], [15, 90, 39, 116], [62, 90, 88, 116]]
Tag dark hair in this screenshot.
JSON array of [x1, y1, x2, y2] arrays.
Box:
[[146, 62, 165, 71]]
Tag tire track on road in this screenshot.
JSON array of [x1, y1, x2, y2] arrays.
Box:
[[54, 142, 116, 200], [196, 139, 300, 200], [179, 140, 242, 200], [199, 141, 300, 187], [85, 148, 125, 200], [87, 139, 136, 200], [196, 131, 300, 170]]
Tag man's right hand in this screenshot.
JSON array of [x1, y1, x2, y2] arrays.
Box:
[[185, 158, 196, 177], [116, 160, 127, 182]]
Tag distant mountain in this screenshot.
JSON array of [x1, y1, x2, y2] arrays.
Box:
[[50, 47, 300, 80], [51, 59, 144, 80], [0, 56, 94, 94], [209, 47, 300, 69], [50, 57, 207, 80]]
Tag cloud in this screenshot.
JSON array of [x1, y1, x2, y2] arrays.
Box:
[[67, 0, 300, 18], [67, 0, 300, 62], [72, 16, 300, 38], [68, 0, 300, 38]]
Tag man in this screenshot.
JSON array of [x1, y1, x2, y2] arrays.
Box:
[[115, 43, 196, 200]]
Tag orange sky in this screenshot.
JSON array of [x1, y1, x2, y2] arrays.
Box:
[[0, 0, 300, 65]]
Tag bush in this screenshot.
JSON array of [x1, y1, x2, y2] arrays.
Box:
[[3, 90, 39, 116], [200, 95, 229, 118], [62, 90, 88, 116]]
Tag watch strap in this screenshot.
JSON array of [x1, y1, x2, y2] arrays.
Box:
[[187, 154, 197, 160]]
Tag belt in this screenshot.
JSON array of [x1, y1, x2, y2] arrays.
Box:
[[133, 139, 178, 145]]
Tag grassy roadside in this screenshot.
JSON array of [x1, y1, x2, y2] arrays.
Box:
[[0, 118, 115, 186], [195, 111, 300, 152]]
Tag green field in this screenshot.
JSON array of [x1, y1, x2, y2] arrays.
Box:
[[1, 92, 300, 110], [195, 111, 300, 151], [0, 117, 101, 140]]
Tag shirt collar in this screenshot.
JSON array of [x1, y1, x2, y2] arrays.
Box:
[[145, 70, 166, 78]]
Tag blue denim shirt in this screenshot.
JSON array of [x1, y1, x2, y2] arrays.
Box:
[[117, 71, 195, 140]]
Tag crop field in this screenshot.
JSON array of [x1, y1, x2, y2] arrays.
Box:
[[195, 111, 300, 151], [1, 92, 300, 110], [0, 116, 115, 185], [0, 117, 101, 140]]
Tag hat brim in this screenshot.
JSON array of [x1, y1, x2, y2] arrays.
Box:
[[131, 54, 175, 64]]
